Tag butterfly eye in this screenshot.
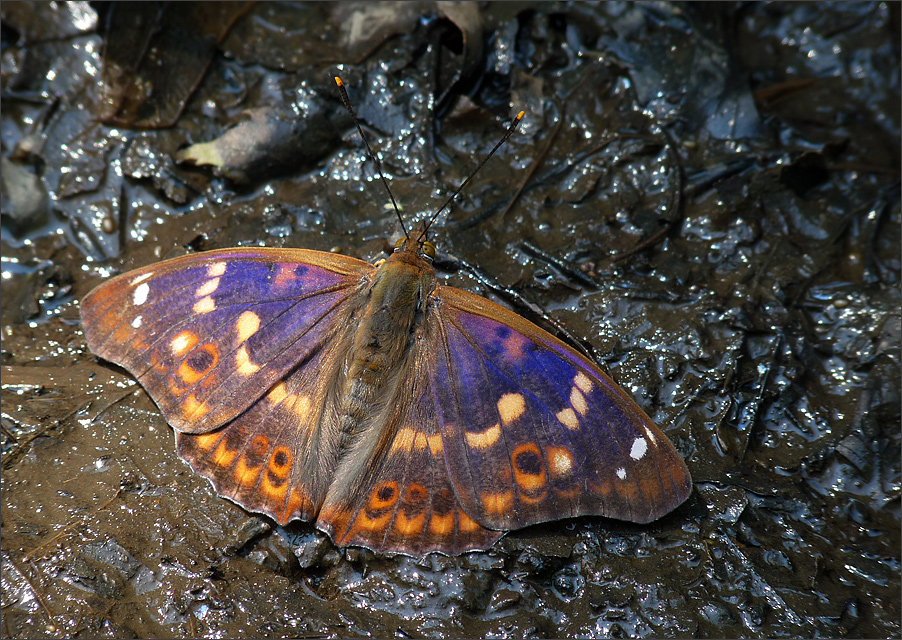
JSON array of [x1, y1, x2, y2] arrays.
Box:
[[394, 237, 406, 252], [422, 242, 436, 261]]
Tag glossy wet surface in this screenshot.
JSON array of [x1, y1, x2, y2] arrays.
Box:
[[2, 2, 899, 638]]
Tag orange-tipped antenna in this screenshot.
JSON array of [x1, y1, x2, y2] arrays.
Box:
[[419, 110, 524, 242], [334, 76, 407, 236]]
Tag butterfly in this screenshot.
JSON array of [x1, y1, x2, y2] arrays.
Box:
[[79, 78, 691, 556]]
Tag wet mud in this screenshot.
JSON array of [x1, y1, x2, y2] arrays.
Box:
[[2, 2, 899, 638]]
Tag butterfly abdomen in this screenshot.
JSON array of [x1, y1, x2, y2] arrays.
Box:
[[333, 254, 435, 458]]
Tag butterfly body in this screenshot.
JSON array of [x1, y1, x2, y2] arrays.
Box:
[[337, 242, 433, 447], [320, 238, 437, 511]]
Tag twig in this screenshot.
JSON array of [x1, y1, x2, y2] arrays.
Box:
[[499, 115, 565, 222], [2, 406, 80, 470], [6, 556, 57, 632], [23, 488, 122, 561]]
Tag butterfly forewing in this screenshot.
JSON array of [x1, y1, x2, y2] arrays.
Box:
[[81, 248, 372, 434], [431, 286, 692, 530]]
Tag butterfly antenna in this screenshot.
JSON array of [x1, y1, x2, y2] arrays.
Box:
[[420, 110, 525, 242], [334, 76, 407, 237]]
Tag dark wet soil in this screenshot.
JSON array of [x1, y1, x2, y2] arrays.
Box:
[[2, 2, 900, 638]]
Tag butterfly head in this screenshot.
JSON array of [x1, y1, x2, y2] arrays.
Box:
[[393, 229, 436, 263]]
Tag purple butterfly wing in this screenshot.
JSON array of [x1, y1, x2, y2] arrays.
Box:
[[80, 248, 372, 434], [430, 286, 692, 530]]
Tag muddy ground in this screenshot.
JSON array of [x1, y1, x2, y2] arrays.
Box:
[[2, 2, 900, 638]]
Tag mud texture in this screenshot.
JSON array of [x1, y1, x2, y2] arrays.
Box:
[[2, 2, 899, 638]]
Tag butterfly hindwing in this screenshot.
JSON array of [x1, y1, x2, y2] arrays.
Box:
[[315, 337, 503, 556], [430, 286, 692, 530], [174, 334, 350, 524], [81, 248, 372, 434]]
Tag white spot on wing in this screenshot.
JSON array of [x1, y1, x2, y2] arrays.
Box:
[[574, 372, 593, 394], [465, 423, 501, 450], [208, 262, 227, 277], [235, 345, 260, 375], [644, 427, 657, 444], [292, 394, 311, 419], [131, 315, 143, 329], [570, 387, 587, 415], [132, 273, 152, 285], [171, 332, 194, 355], [556, 408, 579, 431], [196, 277, 220, 297], [548, 448, 574, 476], [630, 436, 648, 460], [616, 467, 627, 480], [236, 311, 261, 343], [133, 282, 149, 306], [497, 393, 526, 424], [193, 296, 216, 314], [267, 382, 288, 405]]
